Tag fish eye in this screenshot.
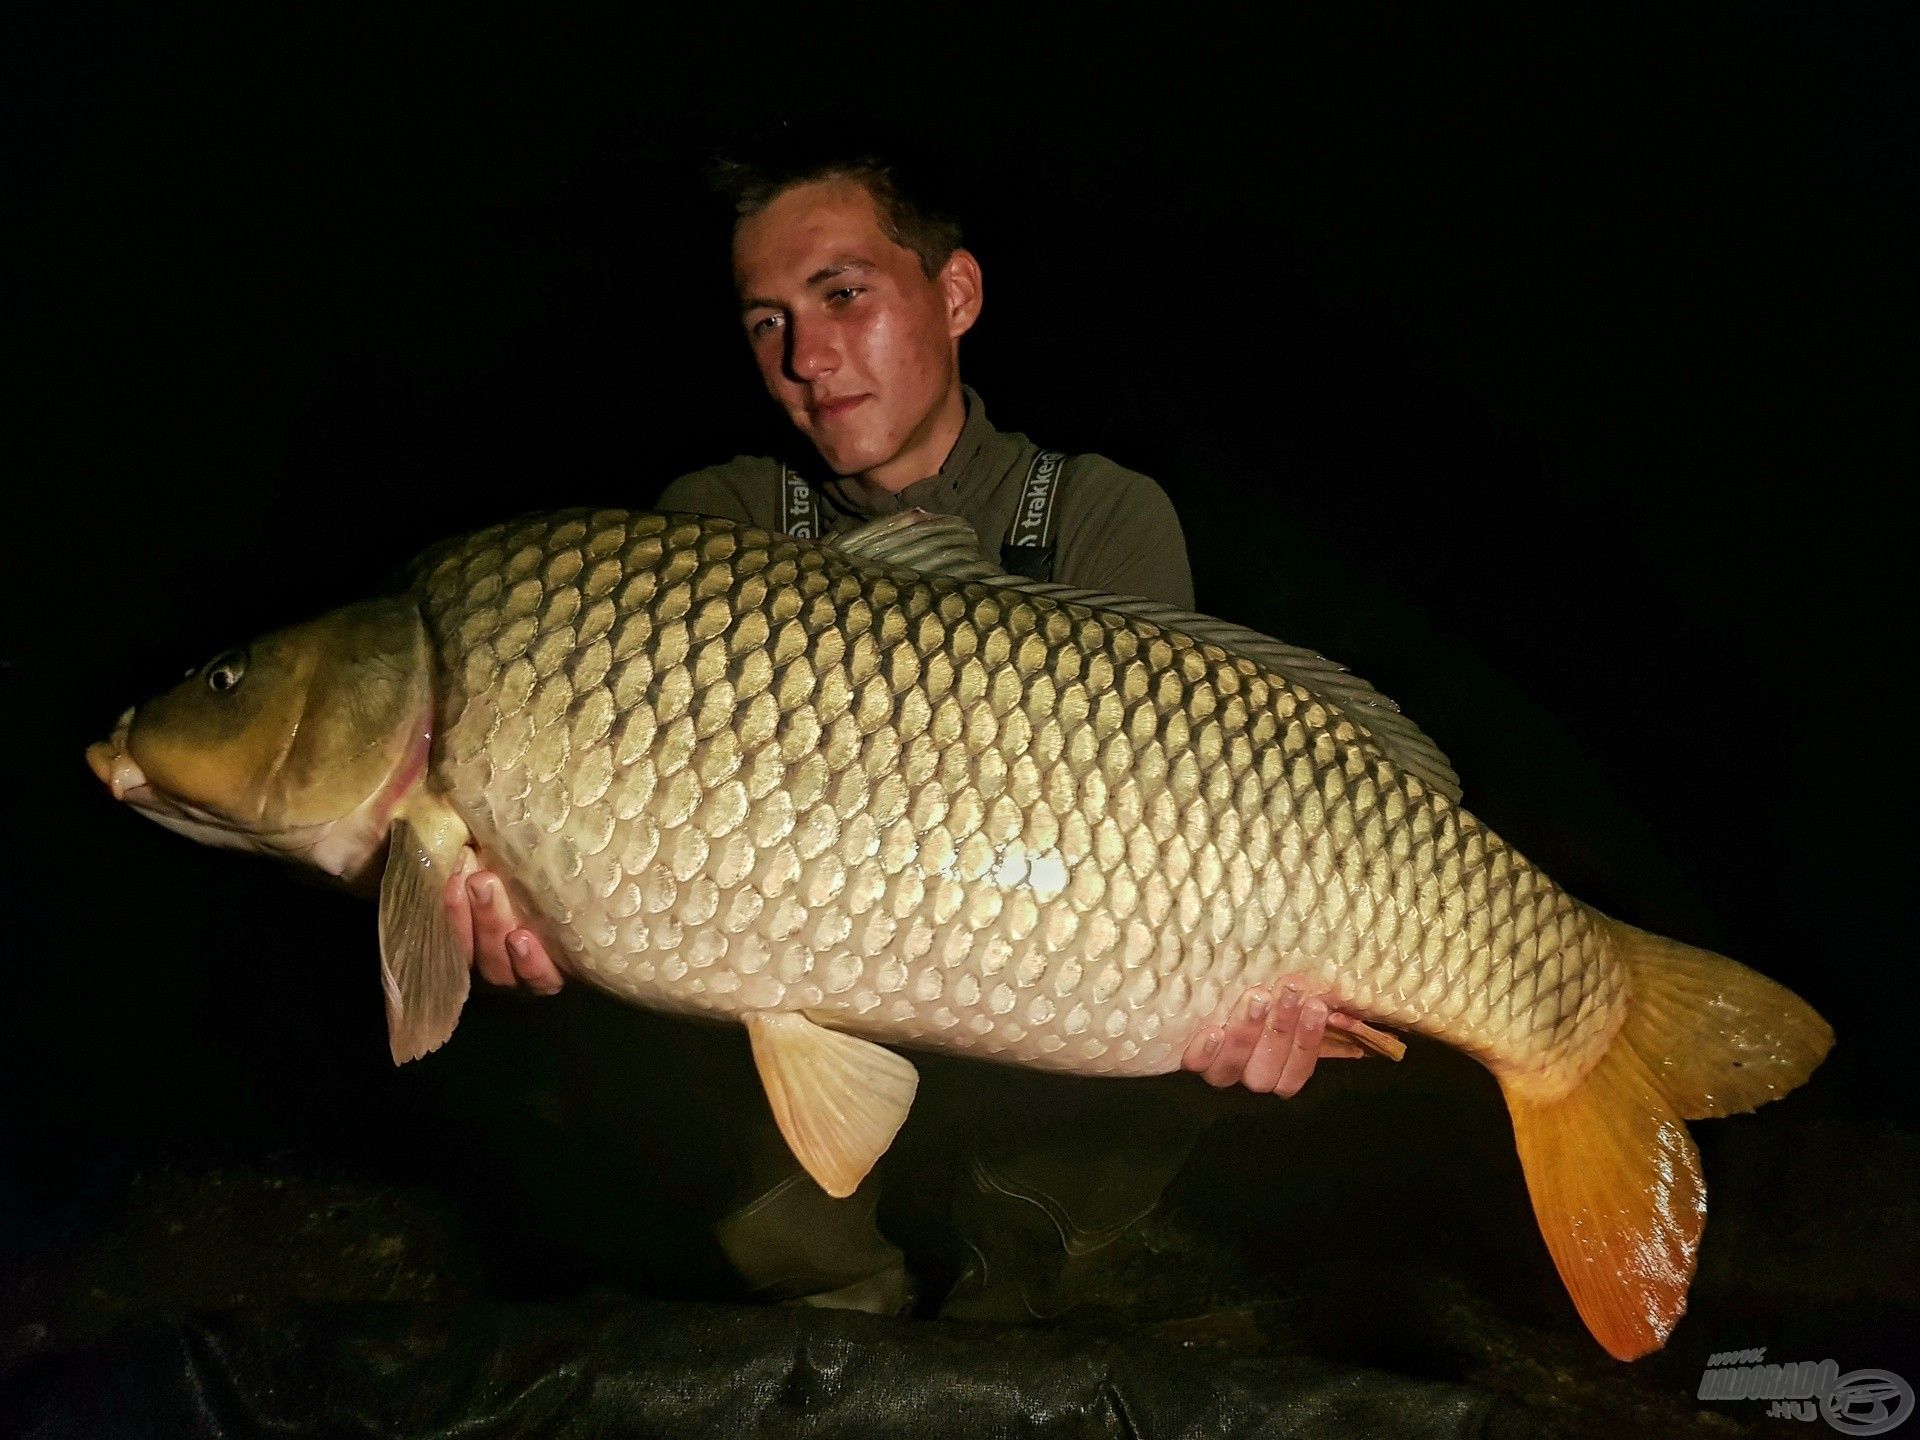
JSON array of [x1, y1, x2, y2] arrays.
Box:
[[202, 648, 248, 695]]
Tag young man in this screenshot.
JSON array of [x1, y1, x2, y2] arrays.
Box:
[[448, 152, 1367, 1316], [661, 164, 1192, 609]]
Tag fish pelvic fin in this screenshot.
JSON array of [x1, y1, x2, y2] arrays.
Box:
[[746, 1012, 919, 1199], [378, 806, 474, 1065], [1499, 922, 1832, 1360]]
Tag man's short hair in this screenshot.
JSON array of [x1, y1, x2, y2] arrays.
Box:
[[710, 139, 964, 280]]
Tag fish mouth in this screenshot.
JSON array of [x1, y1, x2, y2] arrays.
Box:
[[87, 708, 154, 806], [87, 702, 438, 878], [84, 708, 262, 848]]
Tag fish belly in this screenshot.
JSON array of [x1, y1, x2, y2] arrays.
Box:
[[421, 511, 1626, 1087]]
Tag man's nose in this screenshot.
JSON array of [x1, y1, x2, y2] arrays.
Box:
[[784, 317, 838, 382]]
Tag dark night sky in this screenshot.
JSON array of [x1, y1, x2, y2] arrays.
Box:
[[7, 11, 1915, 1233]]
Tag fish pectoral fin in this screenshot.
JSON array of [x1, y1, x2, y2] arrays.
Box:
[[378, 815, 472, 1065], [745, 1012, 919, 1199]]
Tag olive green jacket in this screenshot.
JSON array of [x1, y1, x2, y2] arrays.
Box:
[[656, 388, 1194, 609]]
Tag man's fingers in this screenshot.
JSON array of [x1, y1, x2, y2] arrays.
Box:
[[1202, 987, 1270, 1087], [442, 866, 477, 966], [1274, 997, 1329, 1097], [468, 873, 519, 988], [507, 928, 564, 994], [1182, 1026, 1225, 1073], [1242, 984, 1301, 1094], [1185, 982, 1370, 1089]]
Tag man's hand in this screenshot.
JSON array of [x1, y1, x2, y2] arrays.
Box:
[[1181, 979, 1369, 1097], [442, 858, 565, 994]]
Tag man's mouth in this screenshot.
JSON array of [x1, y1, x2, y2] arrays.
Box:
[[809, 394, 869, 421]]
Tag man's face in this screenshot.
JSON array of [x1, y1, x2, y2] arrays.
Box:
[[734, 178, 979, 482]]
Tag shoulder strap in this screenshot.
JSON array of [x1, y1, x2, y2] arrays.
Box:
[[1001, 449, 1067, 581], [779, 462, 821, 540]]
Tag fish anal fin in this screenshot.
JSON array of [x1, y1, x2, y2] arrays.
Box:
[[1501, 1038, 1704, 1361], [745, 1012, 919, 1199], [1341, 1016, 1407, 1061], [378, 809, 472, 1065]]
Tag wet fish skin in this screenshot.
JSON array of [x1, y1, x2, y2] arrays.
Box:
[[421, 509, 1614, 1089]]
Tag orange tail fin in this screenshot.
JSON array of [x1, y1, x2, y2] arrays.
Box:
[[1498, 920, 1833, 1360]]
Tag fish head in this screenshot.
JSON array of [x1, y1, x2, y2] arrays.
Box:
[[86, 596, 436, 882]]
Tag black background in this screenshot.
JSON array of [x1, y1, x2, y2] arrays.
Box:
[[7, 3, 1915, 1367]]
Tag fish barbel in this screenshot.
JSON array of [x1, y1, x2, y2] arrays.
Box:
[[86, 507, 1831, 1359]]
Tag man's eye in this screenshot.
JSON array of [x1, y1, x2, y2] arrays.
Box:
[[748, 314, 782, 339], [828, 287, 865, 303]]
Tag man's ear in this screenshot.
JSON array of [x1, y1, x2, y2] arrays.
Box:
[[940, 249, 983, 339]]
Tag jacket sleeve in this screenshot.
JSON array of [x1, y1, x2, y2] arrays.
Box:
[[1051, 457, 1196, 610]]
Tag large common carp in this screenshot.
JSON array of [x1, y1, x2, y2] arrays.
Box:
[[87, 508, 1831, 1359]]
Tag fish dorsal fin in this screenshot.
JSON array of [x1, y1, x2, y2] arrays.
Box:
[[745, 1012, 920, 1199], [828, 510, 1461, 803], [827, 509, 1006, 582], [378, 813, 472, 1064]]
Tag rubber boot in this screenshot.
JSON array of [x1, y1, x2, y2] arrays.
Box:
[[938, 1153, 1144, 1322], [715, 1169, 914, 1316], [938, 1082, 1208, 1323]]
